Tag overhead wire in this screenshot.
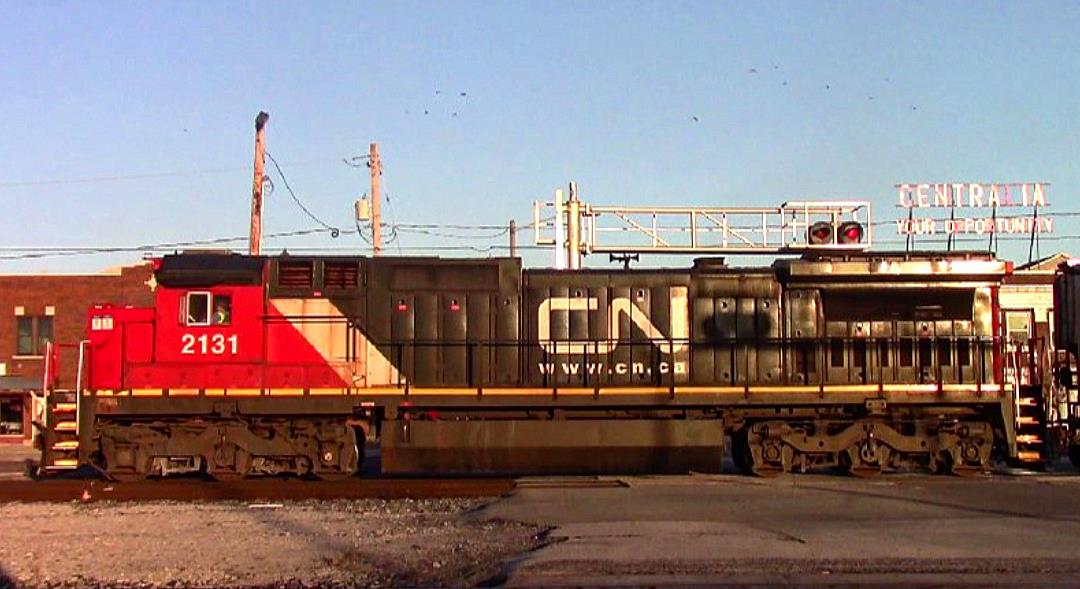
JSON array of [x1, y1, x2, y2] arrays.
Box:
[[0, 228, 329, 260], [0, 158, 341, 189], [8, 229, 1080, 261], [382, 191, 404, 254], [8, 185, 1073, 263], [265, 151, 341, 238], [395, 226, 510, 240]]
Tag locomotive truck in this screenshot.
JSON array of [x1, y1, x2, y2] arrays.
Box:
[[38, 248, 1033, 479]]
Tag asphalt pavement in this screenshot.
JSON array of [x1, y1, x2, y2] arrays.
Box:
[[473, 471, 1080, 587], [7, 441, 1080, 587]]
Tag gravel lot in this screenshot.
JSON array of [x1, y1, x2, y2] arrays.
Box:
[[0, 499, 548, 588]]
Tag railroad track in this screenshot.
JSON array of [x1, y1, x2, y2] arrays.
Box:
[[0, 478, 516, 503]]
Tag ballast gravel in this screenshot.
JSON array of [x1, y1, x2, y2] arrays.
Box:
[[0, 499, 547, 588]]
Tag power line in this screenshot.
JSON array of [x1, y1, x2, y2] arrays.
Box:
[[256, 244, 547, 253], [395, 222, 509, 230], [264, 151, 341, 238], [0, 158, 340, 189], [0, 215, 530, 261], [396, 226, 510, 240], [0, 228, 331, 260], [383, 191, 404, 255]]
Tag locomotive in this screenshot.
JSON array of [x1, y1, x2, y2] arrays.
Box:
[[35, 248, 1027, 480]]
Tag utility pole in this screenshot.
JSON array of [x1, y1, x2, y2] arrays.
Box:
[[509, 219, 517, 257], [368, 142, 382, 255], [567, 181, 582, 269], [249, 111, 269, 256]]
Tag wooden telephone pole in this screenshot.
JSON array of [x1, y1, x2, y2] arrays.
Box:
[[249, 111, 270, 256], [368, 142, 383, 255]]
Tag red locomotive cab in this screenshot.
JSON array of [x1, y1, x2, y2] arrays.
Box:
[[97, 253, 269, 393]]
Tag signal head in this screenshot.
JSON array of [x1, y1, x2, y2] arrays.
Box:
[[808, 221, 834, 245], [838, 221, 865, 244]]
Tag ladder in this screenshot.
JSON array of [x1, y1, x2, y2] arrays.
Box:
[[38, 389, 80, 472], [35, 341, 87, 475], [1015, 385, 1048, 464], [1011, 339, 1049, 465]]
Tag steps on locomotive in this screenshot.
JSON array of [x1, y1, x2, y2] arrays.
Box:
[[37, 390, 82, 473], [1014, 384, 1048, 465]]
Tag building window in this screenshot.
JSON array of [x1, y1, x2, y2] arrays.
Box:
[[0, 397, 23, 436], [16, 316, 52, 356], [1006, 311, 1032, 343]]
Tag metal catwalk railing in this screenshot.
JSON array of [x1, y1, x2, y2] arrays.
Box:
[[115, 336, 1004, 392]]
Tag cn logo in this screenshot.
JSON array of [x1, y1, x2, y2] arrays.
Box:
[[537, 287, 688, 354]]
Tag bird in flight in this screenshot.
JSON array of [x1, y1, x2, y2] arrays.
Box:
[[691, 115, 700, 122], [435, 90, 442, 95], [459, 92, 467, 97], [747, 68, 758, 74]]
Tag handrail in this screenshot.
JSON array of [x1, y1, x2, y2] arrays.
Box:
[[117, 335, 1009, 391]]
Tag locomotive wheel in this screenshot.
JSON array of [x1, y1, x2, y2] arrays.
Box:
[[99, 437, 153, 481], [838, 439, 892, 477], [308, 424, 360, 480], [205, 445, 252, 481], [937, 448, 985, 477], [743, 422, 795, 476], [937, 432, 991, 477], [748, 439, 786, 477]]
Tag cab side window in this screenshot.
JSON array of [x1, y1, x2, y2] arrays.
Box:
[[183, 292, 231, 326], [185, 292, 212, 326], [212, 295, 232, 325]]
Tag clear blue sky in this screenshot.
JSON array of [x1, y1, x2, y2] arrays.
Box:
[[2, 1, 1078, 271]]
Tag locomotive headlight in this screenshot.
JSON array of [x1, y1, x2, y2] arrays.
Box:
[[808, 221, 834, 245], [838, 221, 865, 244]]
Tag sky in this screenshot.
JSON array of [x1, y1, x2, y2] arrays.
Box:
[[2, 1, 1079, 272]]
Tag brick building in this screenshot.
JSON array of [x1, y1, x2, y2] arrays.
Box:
[[1001, 252, 1070, 345], [0, 262, 154, 442]]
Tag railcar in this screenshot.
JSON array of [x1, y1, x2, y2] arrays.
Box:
[[40, 250, 1020, 479]]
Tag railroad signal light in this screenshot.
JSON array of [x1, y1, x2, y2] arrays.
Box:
[[808, 221, 833, 245], [838, 221, 865, 244]]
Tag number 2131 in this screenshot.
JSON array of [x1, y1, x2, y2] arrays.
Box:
[[180, 334, 238, 355]]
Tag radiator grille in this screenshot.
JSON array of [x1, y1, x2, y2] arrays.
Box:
[[278, 261, 314, 289]]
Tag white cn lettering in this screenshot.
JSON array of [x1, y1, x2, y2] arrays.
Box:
[[538, 289, 688, 354]]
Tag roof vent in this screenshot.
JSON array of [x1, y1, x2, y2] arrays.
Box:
[[278, 261, 314, 289]]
